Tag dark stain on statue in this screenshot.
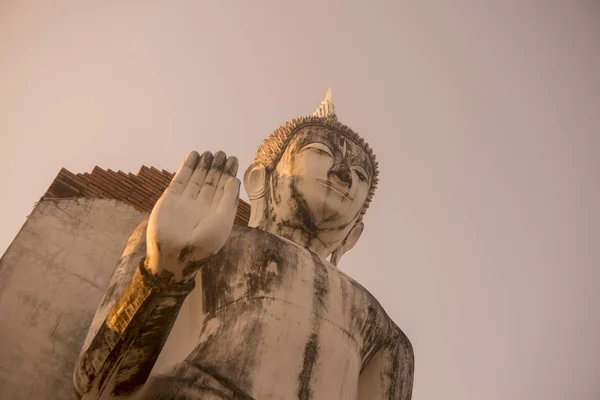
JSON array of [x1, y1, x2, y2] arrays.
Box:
[[359, 304, 382, 361], [245, 234, 291, 297], [223, 316, 263, 391], [311, 253, 329, 313], [297, 332, 319, 400], [290, 179, 320, 237], [201, 255, 233, 313], [200, 233, 246, 312], [296, 253, 330, 399], [387, 349, 401, 399], [141, 361, 255, 400], [178, 244, 195, 262], [339, 277, 349, 315], [269, 170, 283, 206], [186, 312, 263, 396]]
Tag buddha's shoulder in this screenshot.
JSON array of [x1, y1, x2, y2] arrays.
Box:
[[386, 315, 414, 355], [335, 269, 413, 349]]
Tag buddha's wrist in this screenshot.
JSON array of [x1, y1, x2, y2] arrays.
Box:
[[139, 257, 196, 297]]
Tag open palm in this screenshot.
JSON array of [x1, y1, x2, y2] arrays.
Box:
[[146, 150, 240, 282]]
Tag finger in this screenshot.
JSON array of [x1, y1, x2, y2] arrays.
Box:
[[211, 179, 240, 252], [223, 156, 239, 178], [168, 151, 200, 194], [212, 156, 239, 208], [197, 151, 227, 206], [216, 176, 241, 217], [182, 151, 213, 199]]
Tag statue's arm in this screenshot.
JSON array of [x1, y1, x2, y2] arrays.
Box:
[[72, 221, 197, 398], [73, 151, 240, 399], [357, 325, 415, 400]]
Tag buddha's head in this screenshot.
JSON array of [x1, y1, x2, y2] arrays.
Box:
[[244, 90, 379, 265]]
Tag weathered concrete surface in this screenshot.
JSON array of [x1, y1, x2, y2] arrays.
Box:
[[0, 197, 147, 400]]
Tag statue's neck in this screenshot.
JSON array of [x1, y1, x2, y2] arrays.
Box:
[[258, 216, 333, 261]]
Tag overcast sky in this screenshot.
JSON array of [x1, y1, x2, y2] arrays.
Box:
[[2, 1, 600, 399]]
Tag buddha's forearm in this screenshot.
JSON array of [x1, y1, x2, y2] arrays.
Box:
[[73, 257, 196, 398]]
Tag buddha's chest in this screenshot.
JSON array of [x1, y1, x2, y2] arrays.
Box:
[[200, 226, 389, 357], [173, 227, 390, 398]]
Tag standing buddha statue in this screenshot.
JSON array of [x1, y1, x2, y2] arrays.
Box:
[[73, 90, 415, 399]]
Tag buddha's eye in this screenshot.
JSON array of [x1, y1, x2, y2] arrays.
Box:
[[303, 143, 333, 157], [353, 168, 368, 182], [312, 148, 332, 156]]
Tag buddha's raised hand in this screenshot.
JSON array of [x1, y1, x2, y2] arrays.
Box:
[[146, 151, 240, 282]]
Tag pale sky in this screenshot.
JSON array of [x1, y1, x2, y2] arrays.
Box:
[[2, 1, 600, 399]]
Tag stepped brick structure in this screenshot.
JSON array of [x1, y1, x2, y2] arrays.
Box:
[[44, 166, 251, 225]]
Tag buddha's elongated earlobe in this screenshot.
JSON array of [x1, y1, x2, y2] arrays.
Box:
[[330, 221, 364, 266], [244, 162, 268, 227]]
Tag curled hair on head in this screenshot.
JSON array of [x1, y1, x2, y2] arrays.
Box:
[[254, 110, 379, 223]]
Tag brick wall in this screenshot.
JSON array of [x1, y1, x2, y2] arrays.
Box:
[[44, 166, 251, 225]]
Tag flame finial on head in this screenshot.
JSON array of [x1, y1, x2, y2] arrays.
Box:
[[313, 88, 338, 120]]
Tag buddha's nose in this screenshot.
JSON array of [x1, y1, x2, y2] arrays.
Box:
[[329, 163, 352, 187]]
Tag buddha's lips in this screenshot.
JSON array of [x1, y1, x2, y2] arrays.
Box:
[[317, 179, 353, 201]]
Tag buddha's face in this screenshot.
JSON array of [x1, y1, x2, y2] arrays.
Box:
[[268, 125, 373, 234]]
